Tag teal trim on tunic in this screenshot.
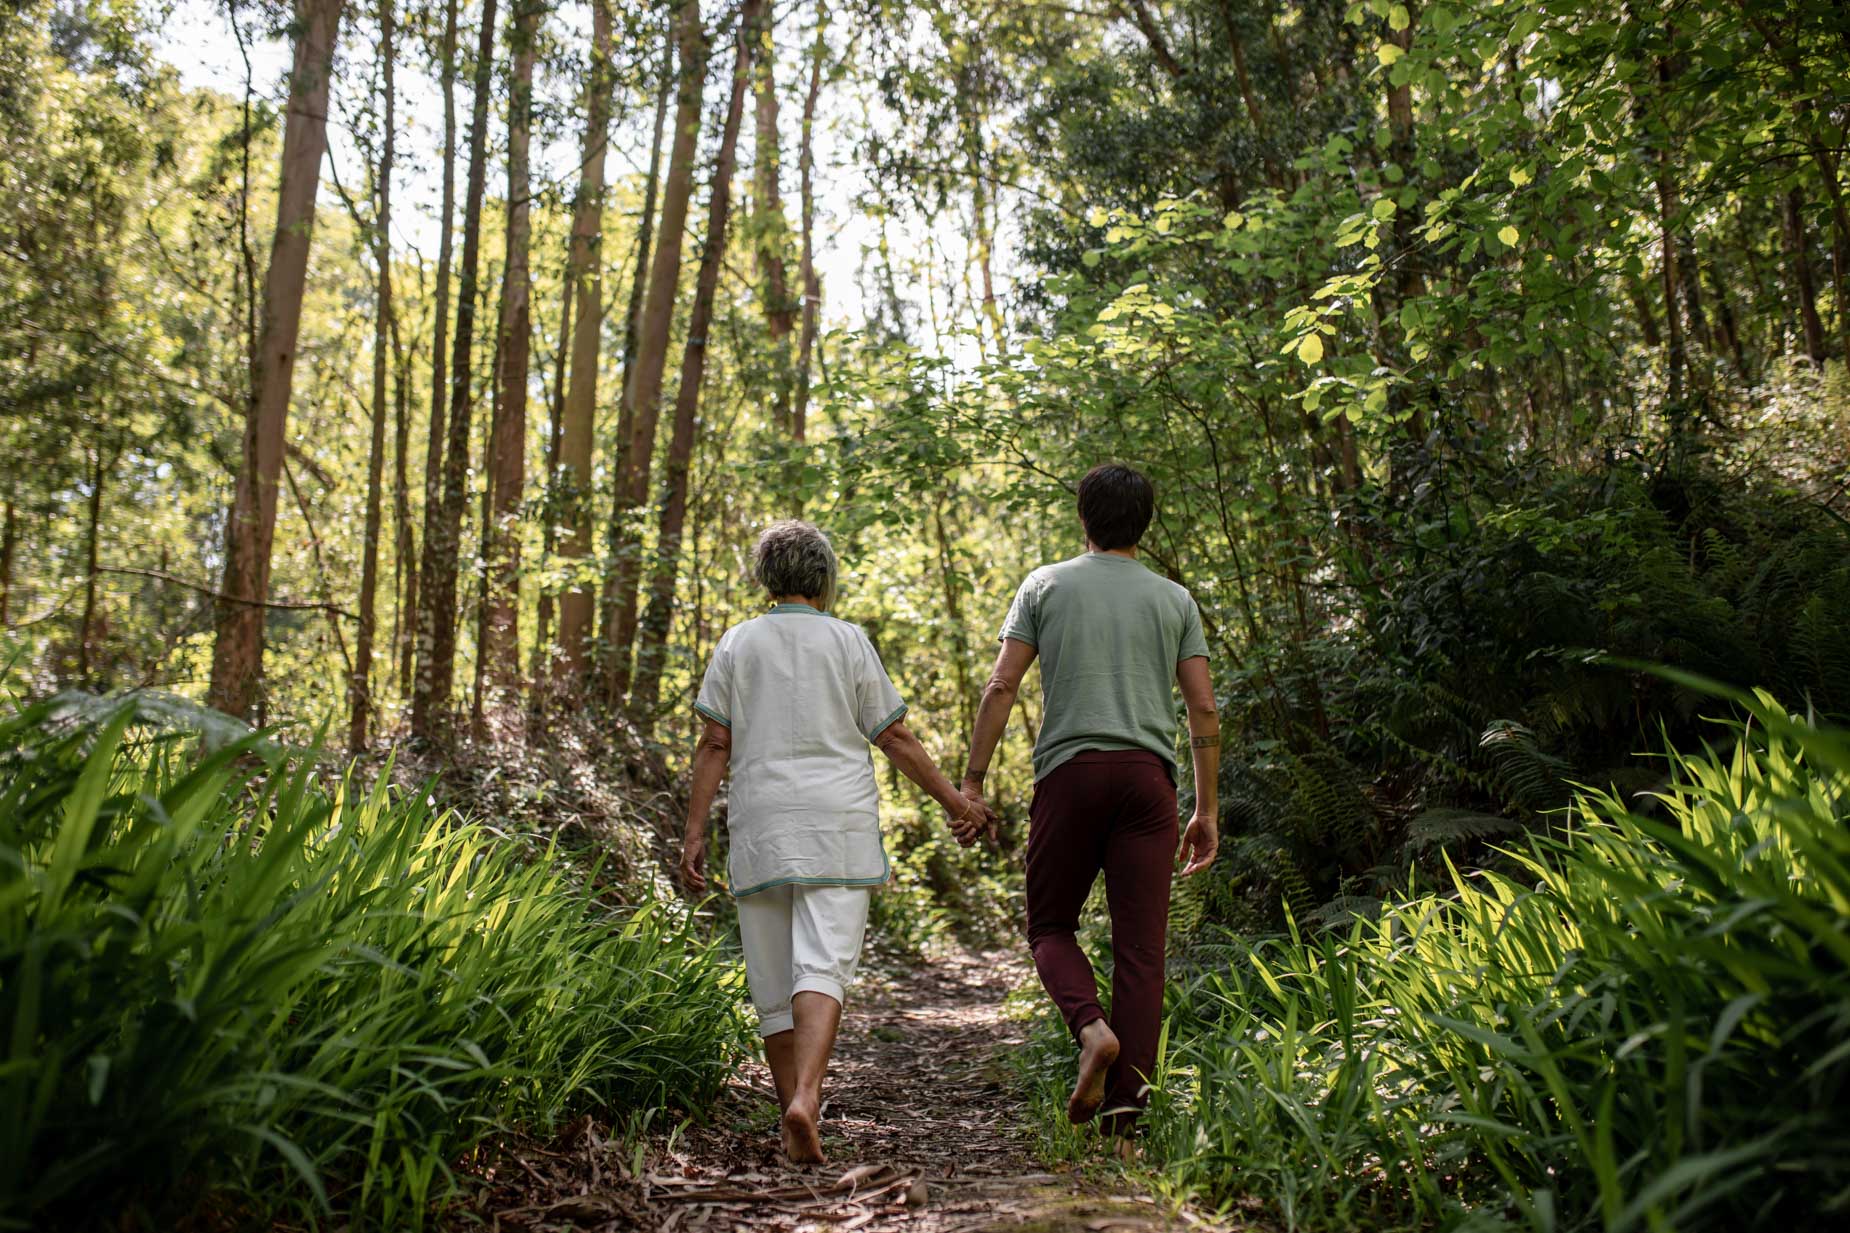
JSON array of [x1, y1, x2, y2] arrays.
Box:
[[768, 603, 828, 615], [693, 700, 731, 727], [731, 847, 892, 898], [865, 703, 908, 741]]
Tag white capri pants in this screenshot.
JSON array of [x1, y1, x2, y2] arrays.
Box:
[[736, 883, 872, 1037]]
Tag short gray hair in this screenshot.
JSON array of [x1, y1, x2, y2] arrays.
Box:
[[753, 519, 838, 606]]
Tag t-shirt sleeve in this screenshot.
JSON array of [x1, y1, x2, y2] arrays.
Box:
[[998, 574, 1040, 646], [854, 632, 908, 740], [1178, 595, 1210, 662], [694, 632, 733, 726]]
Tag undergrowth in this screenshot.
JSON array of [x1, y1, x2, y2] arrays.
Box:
[[0, 695, 745, 1230], [1024, 696, 1850, 1231]]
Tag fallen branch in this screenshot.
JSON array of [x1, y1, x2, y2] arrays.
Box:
[[93, 567, 359, 620]]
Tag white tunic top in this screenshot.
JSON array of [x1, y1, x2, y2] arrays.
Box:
[[695, 604, 906, 897]]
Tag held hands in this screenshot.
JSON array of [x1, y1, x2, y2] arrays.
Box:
[[950, 778, 1001, 848], [947, 778, 1001, 848], [1178, 809, 1219, 877]]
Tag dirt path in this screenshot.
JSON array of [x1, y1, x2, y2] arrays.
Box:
[[465, 949, 1233, 1232]]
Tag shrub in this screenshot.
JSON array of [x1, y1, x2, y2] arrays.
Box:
[[0, 697, 744, 1229], [1029, 698, 1850, 1231]]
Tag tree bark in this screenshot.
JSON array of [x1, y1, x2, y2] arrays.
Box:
[[629, 0, 754, 725], [409, 0, 460, 709], [752, 0, 796, 432], [533, 270, 572, 690], [1785, 186, 1829, 363], [484, 0, 540, 703], [391, 266, 414, 696], [411, 0, 498, 740], [554, 0, 619, 682], [0, 494, 14, 627], [78, 448, 108, 682], [605, 0, 709, 701], [793, 3, 827, 440], [599, 20, 672, 705], [207, 0, 344, 719], [351, 0, 395, 752]]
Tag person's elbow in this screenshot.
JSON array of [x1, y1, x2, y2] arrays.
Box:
[[981, 673, 1020, 707], [872, 719, 916, 758], [696, 721, 733, 758]]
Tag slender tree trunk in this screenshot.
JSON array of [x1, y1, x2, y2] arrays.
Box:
[[410, 0, 459, 706], [752, 0, 796, 432], [554, 0, 619, 682], [411, 0, 498, 740], [629, 4, 754, 724], [606, 0, 709, 700], [472, 309, 500, 733], [484, 0, 539, 704], [0, 494, 14, 626], [1379, 3, 1426, 441], [793, 3, 826, 440], [598, 22, 671, 705], [533, 271, 571, 691], [391, 277, 414, 696], [78, 447, 107, 682], [1625, 272, 1663, 348], [207, 0, 345, 719], [1785, 186, 1829, 363], [351, 0, 395, 752]]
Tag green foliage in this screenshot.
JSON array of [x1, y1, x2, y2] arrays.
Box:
[[0, 696, 743, 1229], [1026, 700, 1850, 1229]]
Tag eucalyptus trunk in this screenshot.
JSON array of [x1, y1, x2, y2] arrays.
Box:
[[208, 0, 345, 719]]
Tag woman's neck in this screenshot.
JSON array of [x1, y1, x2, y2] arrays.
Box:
[[771, 595, 825, 610]]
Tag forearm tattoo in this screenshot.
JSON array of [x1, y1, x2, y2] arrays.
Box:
[[963, 764, 988, 783], [1190, 734, 1221, 749]]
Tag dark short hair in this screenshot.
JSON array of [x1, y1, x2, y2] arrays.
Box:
[[1076, 463, 1154, 550]]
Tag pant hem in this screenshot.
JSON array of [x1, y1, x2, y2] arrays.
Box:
[[792, 974, 846, 1004], [1067, 1004, 1106, 1042], [758, 1009, 795, 1037]]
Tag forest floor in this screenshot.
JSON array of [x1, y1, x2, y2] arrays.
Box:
[[456, 949, 1242, 1232]]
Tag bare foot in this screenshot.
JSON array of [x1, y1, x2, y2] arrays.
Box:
[[1111, 1134, 1142, 1163], [781, 1095, 826, 1164], [1067, 1020, 1120, 1124]]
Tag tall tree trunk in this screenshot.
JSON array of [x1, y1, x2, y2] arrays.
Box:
[[1650, 55, 1687, 413], [533, 271, 572, 691], [472, 308, 500, 733], [793, 3, 826, 440], [752, 0, 796, 432], [410, 0, 460, 705], [599, 21, 672, 706], [207, 0, 344, 719], [1379, 2, 1426, 441], [78, 447, 107, 682], [629, 1, 754, 726], [605, 0, 709, 701], [484, 0, 539, 704], [411, 0, 498, 740], [0, 494, 14, 626], [1785, 186, 1829, 363], [391, 274, 414, 696], [351, 0, 395, 752], [554, 0, 619, 682]]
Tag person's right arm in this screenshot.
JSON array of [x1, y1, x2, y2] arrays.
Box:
[[1176, 655, 1219, 876], [960, 637, 1037, 837], [680, 719, 732, 893]]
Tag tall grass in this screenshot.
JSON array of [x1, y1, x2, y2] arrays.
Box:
[[0, 697, 744, 1229], [1026, 697, 1850, 1231]]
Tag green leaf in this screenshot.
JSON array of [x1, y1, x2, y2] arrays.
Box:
[[1498, 224, 1521, 247], [1377, 43, 1404, 66], [1388, 4, 1410, 31], [1372, 198, 1398, 220], [1297, 333, 1325, 365]]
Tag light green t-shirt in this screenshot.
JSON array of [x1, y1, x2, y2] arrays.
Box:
[[1000, 552, 1210, 782]]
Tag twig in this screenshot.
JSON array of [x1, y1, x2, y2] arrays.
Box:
[[92, 567, 359, 620]]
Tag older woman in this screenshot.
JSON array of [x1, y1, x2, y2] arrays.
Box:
[[680, 520, 991, 1164]]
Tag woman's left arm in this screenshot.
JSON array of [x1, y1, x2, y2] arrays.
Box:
[[681, 719, 733, 893], [873, 720, 993, 847]]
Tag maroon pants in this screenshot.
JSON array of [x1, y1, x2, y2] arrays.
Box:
[[1025, 750, 1177, 1132]]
